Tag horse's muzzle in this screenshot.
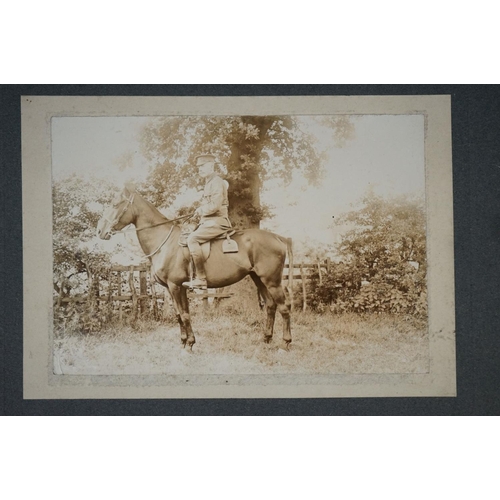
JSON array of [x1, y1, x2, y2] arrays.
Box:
[[97, 226, 111, 240]]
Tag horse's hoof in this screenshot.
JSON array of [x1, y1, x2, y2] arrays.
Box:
[[263, 336, 272, 344], [180, 347, 192, 357]]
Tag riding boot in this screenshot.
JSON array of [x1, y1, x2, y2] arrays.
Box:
[[182, 252, 208, 289]]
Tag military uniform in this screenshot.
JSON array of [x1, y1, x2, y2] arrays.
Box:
[[187, 172, 232, 247], [184, 154, 232, 289]]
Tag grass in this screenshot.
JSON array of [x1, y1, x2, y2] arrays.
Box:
[[53, 291, 429, 376]]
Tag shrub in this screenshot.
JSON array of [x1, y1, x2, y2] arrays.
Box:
[[307, 265, 427, 318], [306, 193, 428, 319]]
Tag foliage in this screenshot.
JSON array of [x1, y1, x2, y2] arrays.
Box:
[[54, 301, 111, 334], [308, 193, 427, 318], [52, 174, 117, 299], [141, 115, 354, 227]]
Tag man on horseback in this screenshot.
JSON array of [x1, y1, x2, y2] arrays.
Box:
[[182, 154, 232, 290]]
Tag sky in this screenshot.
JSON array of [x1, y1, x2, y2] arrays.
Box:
[[260, 115, 425, 250], [52, 114, 425, 258]]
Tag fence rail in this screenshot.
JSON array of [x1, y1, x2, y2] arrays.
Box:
[[56, 258, 333, 317]]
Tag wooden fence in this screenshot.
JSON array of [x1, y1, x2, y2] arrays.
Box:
[[57, 258, 333, 318], [58, 264, 163, 320], [284, 258, 332, 312]]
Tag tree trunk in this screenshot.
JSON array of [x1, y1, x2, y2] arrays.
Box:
[[228, 173, 261, 229], [227, 116, 274, 230], [227, 142, 261, 230]]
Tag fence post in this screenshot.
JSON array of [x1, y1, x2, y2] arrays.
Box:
[[139, 269, 147, 316], [214, 287, 225, 308], [85, 262, 97, 314], [57, 277, 65, 308], [149, 266, 159, 320], [128, 266, 138, 320], [300, 262, 307, 312], [317, 260, 323, 286], [288, 238, 294, 312], [106, 270, 113, 321], [163, 290, 171, 319], [107, 270, 112, 304]]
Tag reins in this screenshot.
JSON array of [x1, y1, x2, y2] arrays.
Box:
[[112, 213, 195, 235], [142, 224, 175, 258], [105, 190, 195, 258], [137, 213, 196, 258], [136, 213, 195, 233]]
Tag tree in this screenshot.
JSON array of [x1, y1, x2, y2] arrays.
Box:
[[141, 115, 354, 229], [52, 175, 117, 300], [336, 192, 426, 279]]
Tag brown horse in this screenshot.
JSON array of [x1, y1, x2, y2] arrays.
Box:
[[97, 184, 292, 350]]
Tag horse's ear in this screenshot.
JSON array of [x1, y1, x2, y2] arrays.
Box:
[[124, 182, 136, 195]]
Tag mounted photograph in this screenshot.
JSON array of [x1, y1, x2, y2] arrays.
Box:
[[22, 95, 456, 398]]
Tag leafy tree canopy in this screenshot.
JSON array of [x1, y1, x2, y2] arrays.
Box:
[[141, 115, 354, 227], [53, 175, 118, 294], [334, 191, 427, 283], [307, 192, 427, 316]]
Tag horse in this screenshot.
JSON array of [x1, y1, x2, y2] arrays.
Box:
[[96, 184, 292, 351]]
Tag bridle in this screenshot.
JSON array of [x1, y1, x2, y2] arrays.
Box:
[[103, 192, 136, 235], [102, 190, 195, 258]]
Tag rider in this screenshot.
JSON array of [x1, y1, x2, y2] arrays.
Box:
[[182, 154, 232, 289]]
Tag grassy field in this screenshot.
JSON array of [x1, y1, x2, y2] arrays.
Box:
[[53, 291, 429, 376]]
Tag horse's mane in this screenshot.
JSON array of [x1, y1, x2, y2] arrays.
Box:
[[136, 191, 169, 222]]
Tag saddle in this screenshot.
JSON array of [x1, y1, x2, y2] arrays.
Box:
[[178, 228, 238, 260]]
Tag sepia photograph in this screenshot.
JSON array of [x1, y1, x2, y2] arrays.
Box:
[[22, 95, 455, 398]]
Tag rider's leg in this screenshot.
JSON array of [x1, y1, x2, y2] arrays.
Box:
[[188, 239, 207, 281], [183, 231, 207, 288], [183, 220, 231, 289]]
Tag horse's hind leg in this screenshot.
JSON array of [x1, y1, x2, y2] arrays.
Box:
[[249, 273, 276, 343], [168, 281, 195, 349], [261, 281, 292, 349]]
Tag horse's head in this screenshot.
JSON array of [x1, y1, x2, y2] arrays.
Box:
[[97, 183, 137, 240]]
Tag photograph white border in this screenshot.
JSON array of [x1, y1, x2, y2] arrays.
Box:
[[22, 95, 455, 398]]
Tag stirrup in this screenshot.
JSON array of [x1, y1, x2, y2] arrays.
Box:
[[222, 234, 239, 253], [182, 278, 207, 290]]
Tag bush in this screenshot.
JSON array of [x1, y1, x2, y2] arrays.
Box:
[[54, 300, 112, 334], [305, 193, 428, 319], [307, 263, 427, 319]]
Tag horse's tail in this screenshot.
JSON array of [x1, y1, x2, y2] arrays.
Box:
[[283, 237, 294, 311], [286, 237, 293, 269]]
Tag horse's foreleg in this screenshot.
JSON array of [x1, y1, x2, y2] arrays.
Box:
[[179, 285, 195, 350]]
